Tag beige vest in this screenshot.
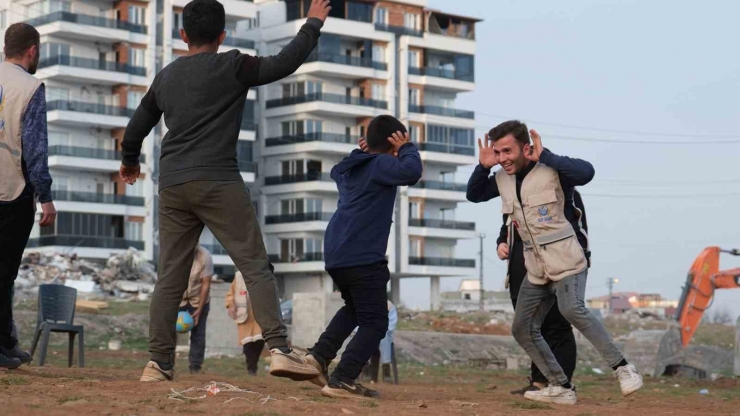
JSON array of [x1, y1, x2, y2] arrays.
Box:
[[495, 163, 587, 284], [0, 62, 43, 201], [180, 246, 215, 308]]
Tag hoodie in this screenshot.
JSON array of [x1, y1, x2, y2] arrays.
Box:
[[324, 143, 423, 269]]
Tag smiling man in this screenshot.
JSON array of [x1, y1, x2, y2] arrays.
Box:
[[466, 120, 642, 405]]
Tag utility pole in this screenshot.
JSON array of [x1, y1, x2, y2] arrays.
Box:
[[607, 277, 619, 313], [479, 233, 486, 312]]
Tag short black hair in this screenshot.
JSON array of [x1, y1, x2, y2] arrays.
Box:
[[3, 23, 40, 59], [489, 120, 530, 146], [183, 0, 225, 46], [366, 115, 407, 152]]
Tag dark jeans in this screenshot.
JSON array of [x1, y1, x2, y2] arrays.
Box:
[[309, 262, 390, 383], [243, 339, 265, 374], [0, 196, 35, 349], [179, 302, 210, 369], [512, 295, 576, 384], [150, 181, 288, 364]]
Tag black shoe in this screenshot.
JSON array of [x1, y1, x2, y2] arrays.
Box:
[[0, 344, 32, 365], [248, 370, 257, 376], [510, 378, 541, 396], [321, 377, 380, 399], [0, 353, 22, 369], [189, 366, 202, 375]]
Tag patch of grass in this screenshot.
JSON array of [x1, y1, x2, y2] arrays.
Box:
[[101, 300, 151, 316], [507, 400, 553, 410], [361, 400, 379, 408], [0, 376, 29, 385], [310, 397, 334, 403], [243, 412, 283, 416], [576, 413, 597, 416], [58, 396, 82, 404]]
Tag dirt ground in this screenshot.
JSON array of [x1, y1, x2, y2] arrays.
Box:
[[1, 350, 739, 416]]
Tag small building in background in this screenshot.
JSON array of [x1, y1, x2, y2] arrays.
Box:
[[440, 279, 514, 313], [587, 291, 678, 317]]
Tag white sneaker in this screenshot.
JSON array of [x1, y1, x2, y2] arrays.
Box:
[[523, 385, 577, 405], [615, 364, 643, 396]]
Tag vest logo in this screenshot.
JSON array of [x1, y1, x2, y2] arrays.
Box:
[[538, 206, 549, 216]]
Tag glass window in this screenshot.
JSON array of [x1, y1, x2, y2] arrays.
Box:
[[305, 120, 322, 133], [128, 6, 145, 25], [48, 132, 70, 146], [126, 180, 144, 197], [305, 198, 322, 213], [0, 10, 6, 29], [404, 13, 419, 30], [372, 84, 384, 101], [372, 45, 386, 63], [127, 91, 144, 110], [408, 50, 419, 68], [46, 86, 69, 101], [347, 2, 372, 23], [125, 222, 143, 241], [129, 48, 146, 67], [375, 7, 387, 25]]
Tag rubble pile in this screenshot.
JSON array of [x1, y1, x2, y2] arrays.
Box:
[[15, 248, 157, 299], [399, 309, 513, 335]]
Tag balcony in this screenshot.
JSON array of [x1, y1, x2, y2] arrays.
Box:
[[266, 132, 354, 147], [200, 243, 229, 256], [409, 257, 475, 268], [415, 142, 475, 157], [408, 218, 475, 231], [374, 23, 423, 37], [48, 100, 134, 117], [28, 11, 148, 34], [266, 212, 333, 224], [266, 93, 387, 110], [268, 252, 324, 263], [408, 180, 468, 202], [27, 235, 144, 251], [241, 119, 257, 131], [239, 160, 256, 172], [306, 52, 387, 71], [264, 172, 333, 186], [408, 104, 474, 119], [37, 55, 148, 87], [48, 145, 144, 173], [414, 181, 467, 192], [52, 190, 144, 206], [262, 172, 336, 196], [49, 145, 145, 163], [47, 99, 133, 129], [408, 66, 473, 82], [172, 29, 255, 53]]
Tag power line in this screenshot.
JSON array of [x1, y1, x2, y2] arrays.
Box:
[[580, 192, 740, 199]]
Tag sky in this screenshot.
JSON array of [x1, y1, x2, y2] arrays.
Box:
[[399, 0, 740, 320]]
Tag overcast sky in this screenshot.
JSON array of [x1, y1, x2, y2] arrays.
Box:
[[399, 0, 740, 320]]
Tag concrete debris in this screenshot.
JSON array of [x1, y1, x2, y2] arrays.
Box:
[[16, 248, 156, 299]]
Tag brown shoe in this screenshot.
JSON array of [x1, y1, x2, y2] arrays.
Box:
[[305, 353, 328, 387], [268, 348, 320, 381], [140, 361, 176, 382]]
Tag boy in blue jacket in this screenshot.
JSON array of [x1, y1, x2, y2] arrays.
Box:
[[304, 115, 422, 399]]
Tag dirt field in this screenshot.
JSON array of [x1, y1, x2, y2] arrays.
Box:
[[1, 350, 739, 416]]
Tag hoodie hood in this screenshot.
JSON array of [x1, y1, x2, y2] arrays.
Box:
[[335, 149, 379, 174]]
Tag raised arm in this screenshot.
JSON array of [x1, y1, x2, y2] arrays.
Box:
[[467, 133, 501, 202], [371, 133, 423, 187], [526, 130, 595, 186], [120, 86, 162, 184]]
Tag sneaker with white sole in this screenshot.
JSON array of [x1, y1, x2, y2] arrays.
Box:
[[140, 361, 176, 382], [321, 377, 379, 399], [523, 385, 577, 405], [268, 348, 320, 381], [615, 364, 643, 396], [304, 353, 328, 387]]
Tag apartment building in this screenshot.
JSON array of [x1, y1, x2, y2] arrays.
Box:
[[1, 0, 478, 308], [1, 0, 158, 260]]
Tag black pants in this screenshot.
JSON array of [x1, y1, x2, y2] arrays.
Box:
[[309, 262, 390, 383], [179, 302, 210, 369], [512, 295, 577, 384], [0, 197, 35, 349], [243, 340, 265, 374]]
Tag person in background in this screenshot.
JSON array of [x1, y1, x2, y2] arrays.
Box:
[[0, 22, 56, 369], [226, 271, 264, 376], [179, 245, 214, 374], [361, 300, 398, 383]]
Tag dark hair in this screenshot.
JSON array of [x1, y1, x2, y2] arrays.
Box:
[[183, 0, 226, 46], [488, 120, 530, 146], [366, 115, 407, 152], [3, 23, 40, 59]]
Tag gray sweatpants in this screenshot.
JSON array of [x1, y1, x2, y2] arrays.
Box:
[[511, 269, 624, 386]]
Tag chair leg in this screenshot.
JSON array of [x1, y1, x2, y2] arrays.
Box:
[[29, 326, 42, 361], [370, 352, 380, 383], [77, 329, 85, 368], [68, 333, 76, 368], [391, 343, 399, 385], [38, 327, 52, 367]]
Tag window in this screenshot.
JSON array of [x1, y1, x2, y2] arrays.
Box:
[[375, 7, 387, 25], [408, 50, 420, 68], [372, 45, 386, 63], [48, 132, 70, 147], [281, 238, 304, 261], [128, 6, 146, 25], [125, 221, 143, 241], [40, 42, 70, 59], [0, 10, 6, 29], [409, 202, 421, 219], [173, 11, 183, 30], [305, 238, 322, 254], [305, 120, 322, 133], [127, 91, 144, 110], [372, 84, 384, 101], [409, 88, 420, 105], [428, 125, 474, 148], [46, 87, 69, 102], [281, 160, 304, 176], [440, 208, 455, 221], [126, 180, 144, 197], [409, 239, 421, 257], [404, 13, 420, 30], [281, 199, 303, 215], [347, 2, 372, 23], [51, 175, 69, 191], [281, 120, 303, 136], [307, 81, 322, 95], [408, 125, 419, 142], [128, 48, 146, 68], [305, 198, 322, 213]]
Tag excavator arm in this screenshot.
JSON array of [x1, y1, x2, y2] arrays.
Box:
[[675, 247, 740, 347]]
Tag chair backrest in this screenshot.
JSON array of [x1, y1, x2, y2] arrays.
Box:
[[37, 284, 77, 325]]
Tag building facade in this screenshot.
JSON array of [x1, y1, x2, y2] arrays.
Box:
[[2, 0, 478, 307]]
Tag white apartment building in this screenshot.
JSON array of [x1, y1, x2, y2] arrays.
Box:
[[2, 0, 478, 308]]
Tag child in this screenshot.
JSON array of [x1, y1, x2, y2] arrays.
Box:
[[226, 272, 264, 376], [121, 0, 332, 382], [304, 115, 423, 399]]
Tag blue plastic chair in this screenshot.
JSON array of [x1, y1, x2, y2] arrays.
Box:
[[29, 284, 85, 367]]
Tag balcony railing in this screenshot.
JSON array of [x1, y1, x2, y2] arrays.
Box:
[[266, 93, 388, 110], [27, 235, 144, 250], [172, 28, 255, 49], [306, 52, 387, 71], [47, 100, 135, 118], [374, 23, 423, 37], [268, 252, 324, 263], [413, 180, 467, 192], [239, 160, 256, 172], [241, 119, 257, 131], [38, 54, 147, 76], [415, 142, 475, 156], [408, 104, 474, 119], [27, 11, 148, 34], [408, 66, 474, 82], [408, 218, 475, 231], [409, 257, 475, 268], [265, 132, 355, 147], [51, 190, 145, 206], [264, 172, 333, 186], [200, 243, 229, 256], [48, 145, 146, 163], [265, 212, 333, 224]]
